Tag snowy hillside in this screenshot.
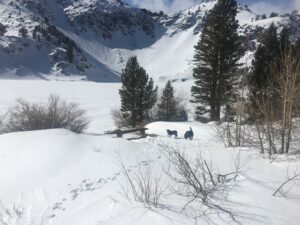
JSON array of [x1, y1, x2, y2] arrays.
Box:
[[0, 80, 300, 225], [0, 0, 299, 81]]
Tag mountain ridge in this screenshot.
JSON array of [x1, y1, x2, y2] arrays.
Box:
[[0, 0, 299, 82]]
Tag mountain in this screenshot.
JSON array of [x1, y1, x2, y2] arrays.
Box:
[[0, 0, 299, 82]]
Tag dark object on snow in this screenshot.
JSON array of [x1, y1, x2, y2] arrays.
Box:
[[106, 127, 148, 138], [167, 129, 178, 138], [184, 127, 194, 140]]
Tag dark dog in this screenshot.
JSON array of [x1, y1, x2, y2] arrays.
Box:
[[184, 127, 194, 140], [167, 129, 178, 138]]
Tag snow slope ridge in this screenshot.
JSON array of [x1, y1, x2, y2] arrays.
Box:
[[0, 0, 299, 81], [0, 80, 299, 225], [0, 124, 300, 225], [0, 129, 155, 225]]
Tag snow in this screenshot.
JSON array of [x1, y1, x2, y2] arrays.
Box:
[[0, 80, 299, 225], [0, 1, 300, 224], [135, 26, 198, 81]]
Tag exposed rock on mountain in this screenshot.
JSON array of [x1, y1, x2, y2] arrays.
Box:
[[0, 0, 299, 81]]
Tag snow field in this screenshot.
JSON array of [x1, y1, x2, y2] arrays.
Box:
[[0, 80, 299, 225]]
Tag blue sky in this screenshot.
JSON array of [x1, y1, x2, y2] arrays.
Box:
[[124, 0, 299, 14]]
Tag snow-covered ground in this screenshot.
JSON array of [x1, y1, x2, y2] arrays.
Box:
[[0, 80, 299, 225]]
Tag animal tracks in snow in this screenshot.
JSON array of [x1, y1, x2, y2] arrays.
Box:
[[50, 171, 123, 218], [49, 156, 161, 219]]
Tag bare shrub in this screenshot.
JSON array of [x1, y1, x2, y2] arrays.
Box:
[[251, 48, 300, 155], [160, 145, 248, 223], [119, 144, 258, 223], [273, 170, 300, 197], [119, 157, 167, 208], [273, 49, 300, 154], [111, 108, 130, 128], [217, 68, 250, 148], [0, 115, 5, 134], [0, 202, 22, 225], [4, 95, 89, 133]]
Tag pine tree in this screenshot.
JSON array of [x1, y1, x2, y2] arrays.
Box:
[[191, 0, 243, 121], [157, 81, 177, 121], [66, 43, 74, 63], [279, 26, 292, 53], [157, 81, 188, 122], [249, 24, 290, 115], [119, 56, 157, 127], [249, 45, 268, 104], [18, 27, 28, 37], [0, 23, 7, 36]]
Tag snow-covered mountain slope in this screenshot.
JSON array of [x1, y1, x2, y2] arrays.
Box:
[[0, 80, 300, 225], [0, 0, 299, 81]]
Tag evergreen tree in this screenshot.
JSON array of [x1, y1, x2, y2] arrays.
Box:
[[0, 23, 7, 36], [191, 0, 243, 121], [249, 24, 290, 114], [157, 81, 177, 121], [157, 81, 189, 122], [261, 14, 267, 19], [279, 26, 292, 53], [293, 38, 300, 57], [119, 56, 157, 127], [269, 12, 278, 18], [249, 45, 268, 104], [66, 43, 74, 63], [18, 27, 28, 37]]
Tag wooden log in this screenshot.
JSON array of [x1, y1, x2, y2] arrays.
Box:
[[105, 128, 148, 138]]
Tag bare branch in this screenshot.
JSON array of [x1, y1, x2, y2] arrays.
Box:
[[273, 173, 300, 197]]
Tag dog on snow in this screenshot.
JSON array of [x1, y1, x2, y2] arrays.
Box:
[[184, 127, 194, 140], [167, 129, 178, 138]]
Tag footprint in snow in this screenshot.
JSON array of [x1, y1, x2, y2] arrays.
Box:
[[72, 193, 78, 200], [85, 183, 93, 187], [53, 175, 120, 214], [52, 202, 62, 211]]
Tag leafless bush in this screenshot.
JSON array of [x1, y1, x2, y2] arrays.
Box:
[[111, 108, 131, 128], [3, 95, 89, 133], [217, 120, 247, 148], [273, 170, 300, 197], [218, 69, 249, 148], [119, 158, 167, 208], [273, 49, 300, 154], [0, 202, 22, 225], [251, 48, 300, 155], [0, 115, 5, 134], [160, 145, 247, 223]]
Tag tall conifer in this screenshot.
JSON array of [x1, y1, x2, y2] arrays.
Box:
[[119, 56, 157, 127], [191, 0, 243, 121], [157, 81, 177, 121], [249, 24, 291, 114]]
